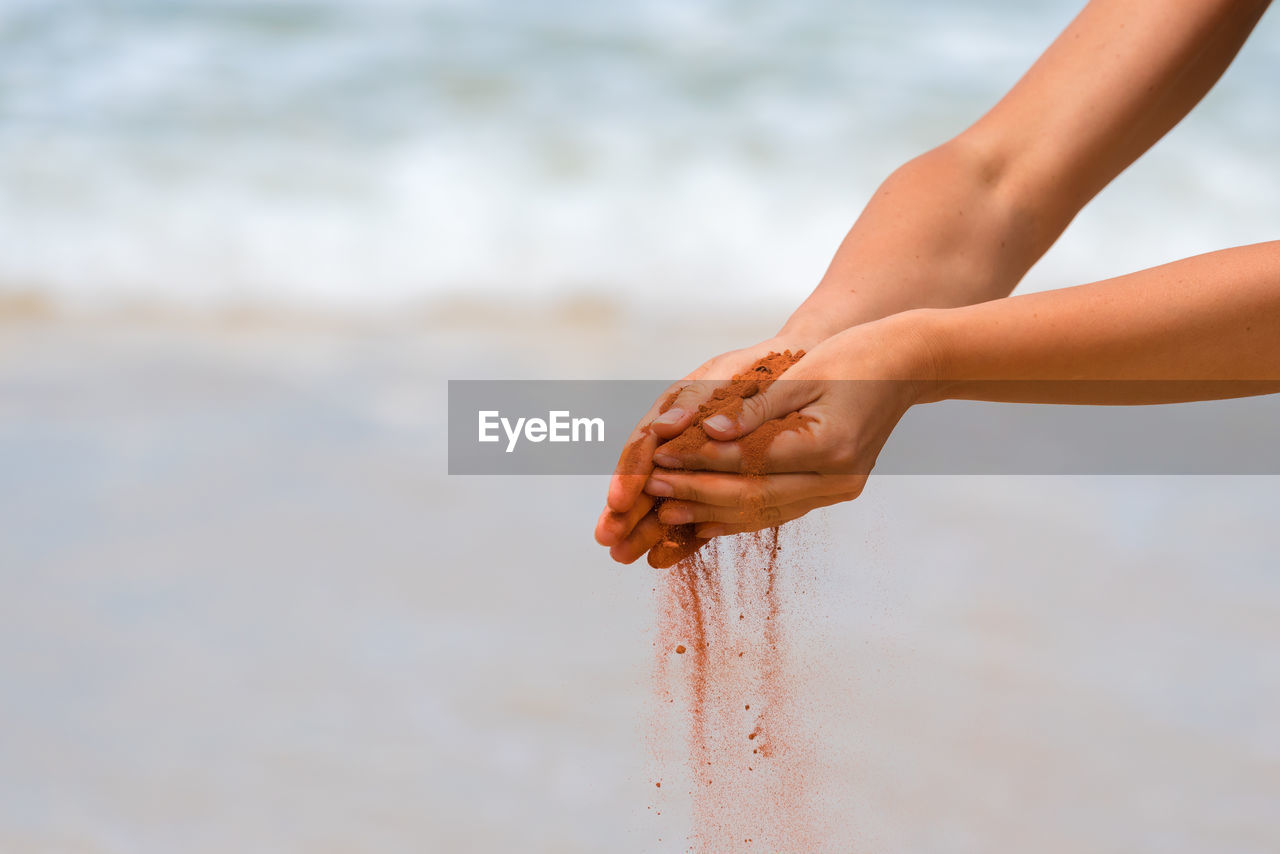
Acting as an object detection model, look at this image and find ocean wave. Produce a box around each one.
[0,0,1276,312]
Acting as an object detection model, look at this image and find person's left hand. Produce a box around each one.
[640,313,937,539]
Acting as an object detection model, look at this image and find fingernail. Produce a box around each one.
[645,478,674,497]
[653,454,681,468]
[661,506,692,524]
[698,525,726,538]
[703,414,733,434]
[652,408,685,426]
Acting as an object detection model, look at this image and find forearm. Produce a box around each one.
[780,139,1045,342]
[782,0,1268,344]
[915,241,1280,404]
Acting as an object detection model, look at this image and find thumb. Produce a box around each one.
[701,377,820,440]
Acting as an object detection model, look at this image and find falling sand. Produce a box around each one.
[644,352,821,851]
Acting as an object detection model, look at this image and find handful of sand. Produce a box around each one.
[647,350,811,568]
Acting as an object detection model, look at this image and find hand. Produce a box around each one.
[641,314,936,538]
[594,333,818,565]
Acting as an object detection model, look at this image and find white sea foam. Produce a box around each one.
[0,0,1276,312]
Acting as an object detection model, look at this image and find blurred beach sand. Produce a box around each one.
[2,309,1278,853]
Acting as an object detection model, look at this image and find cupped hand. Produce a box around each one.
[641,315,936,538]
[594,334,817,565]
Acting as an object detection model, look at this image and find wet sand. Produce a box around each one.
[1,309,1278,852]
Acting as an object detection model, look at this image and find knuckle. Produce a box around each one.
[690,377,719,399]
[675,455,704,474]
[826,440,858,472]
[751,479,778,508]
[693,443,723,469]
[741,394,770,426]
[649,387,681,418]
[705,504,731,523]
[758,503,784,525]
[835,474,865,498]
[672,386,699,408]
[656,381,692,413]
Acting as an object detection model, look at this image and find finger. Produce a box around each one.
[654,420,826,474]
[646,469,860,509]
[594,492,655,547]
[648,382,698,438]
[607,382,719,511]
[606,375,704,512]
[606,426,660,513]
[648,377,721,439]
[657,498,771,526]
[609,510,668,565]
[656,478,864,526]
[701,376,822,441]
[693,494,855,538]
[649,345,778,440]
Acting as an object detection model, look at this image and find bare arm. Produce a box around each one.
[600,0,1271,563]
[922,241,1280,400]
[782,0,1271,341]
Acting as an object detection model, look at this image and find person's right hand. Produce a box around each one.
[593,334,816,566]
[639,314,934,540]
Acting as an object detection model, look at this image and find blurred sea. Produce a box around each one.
[1,0,1278,314]
[4,3,1280,852]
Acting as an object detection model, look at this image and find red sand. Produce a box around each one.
[647,352,819,851]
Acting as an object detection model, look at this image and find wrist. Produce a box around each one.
[874,308,953,405]
[778,296,878,346]
[774,313,837,351]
